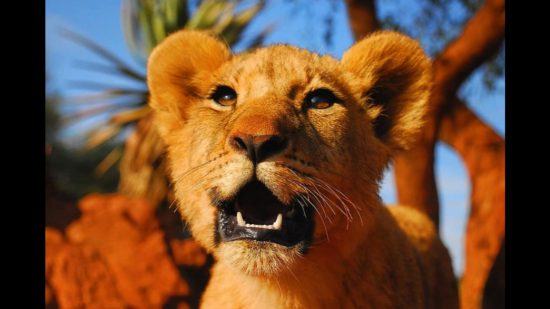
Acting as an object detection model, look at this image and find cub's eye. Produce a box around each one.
[210,85,237,107]
[304,88,338,109]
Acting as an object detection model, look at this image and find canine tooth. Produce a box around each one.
[237,212,245,226]
[273,214,283,230]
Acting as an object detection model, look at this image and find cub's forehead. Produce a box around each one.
[217,45,348,96]
[232,45,339,74]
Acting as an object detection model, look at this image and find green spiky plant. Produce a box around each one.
[61,0,268,205]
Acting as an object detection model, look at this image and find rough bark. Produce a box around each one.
[439,98,505,309]
[394,0,505,228]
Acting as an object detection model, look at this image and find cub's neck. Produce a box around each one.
[204,203,418,308]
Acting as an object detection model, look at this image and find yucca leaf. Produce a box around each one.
[73,60,146,82]
[61,0,267,183]
[211,7,235,33]
[67,80,146,91]
[94,147,123,176]
[62,105,131,125]
[234,1,264,26]
[63,89,148,105]
[110,106,151,125]
[164,0,188,29]
[122,0,190,62]
[121,1,141,61]
[187,0,231,29]
[60,28,145,81]
[85,125,122,150]
[220,1,264,45]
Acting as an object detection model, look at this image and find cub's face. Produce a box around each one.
[148,30,431,276]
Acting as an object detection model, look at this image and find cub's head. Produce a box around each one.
[148,30,431,276]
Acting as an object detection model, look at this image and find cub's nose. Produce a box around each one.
[230,133,289,164]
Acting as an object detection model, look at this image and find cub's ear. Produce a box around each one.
[147,30,231,138]
[341,31,432,150]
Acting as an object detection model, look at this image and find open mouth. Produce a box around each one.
[216,180,314,248]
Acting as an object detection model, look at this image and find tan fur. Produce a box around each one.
[148,29,458,308]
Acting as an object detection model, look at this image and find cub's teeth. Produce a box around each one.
[237,212,245,226]
[237,212,283,230]
[273,214,283,230]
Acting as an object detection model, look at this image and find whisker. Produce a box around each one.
[281,175,334,225]
[295,192,330,242]
[295,198,308,219]
[272,165,363,228]
[309,200,330,242]
[283,263,300,285]
[174,160,212,182]
[309,179,353,222]
[313,177,363,226]
[306,178,351,221]
[178,174,215,194]
[303,174,362,226]
[269,169,331,241]
[281,169,341,225]
[173,152,227,183]
[301,181,336,223]
[168,198,178,213]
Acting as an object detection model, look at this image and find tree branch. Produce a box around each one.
[344,0,379,39]
[394,0,505,227]
[433,0,505,100]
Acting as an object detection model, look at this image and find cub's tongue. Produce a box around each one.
[235,180,284,225]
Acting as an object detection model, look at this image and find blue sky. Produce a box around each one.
[46,0,505,276]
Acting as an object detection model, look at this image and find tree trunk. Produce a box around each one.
[482,243,505,309]
[343,1,506,308]
[440,99,505,309]
[394,0,505,228]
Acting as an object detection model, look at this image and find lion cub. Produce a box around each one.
[148,29,458,308]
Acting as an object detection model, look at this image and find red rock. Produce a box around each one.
[45,283,53,307]
[46,227,66,307]
[50,244,126,308]
[45,227,65,278]
[47,194,192,308]
[171,239,208,268]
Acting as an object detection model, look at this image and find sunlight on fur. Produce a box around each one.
[148,29,458,308]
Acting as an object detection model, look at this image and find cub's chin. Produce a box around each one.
[212,179,315,276]
[216,240,308,277]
